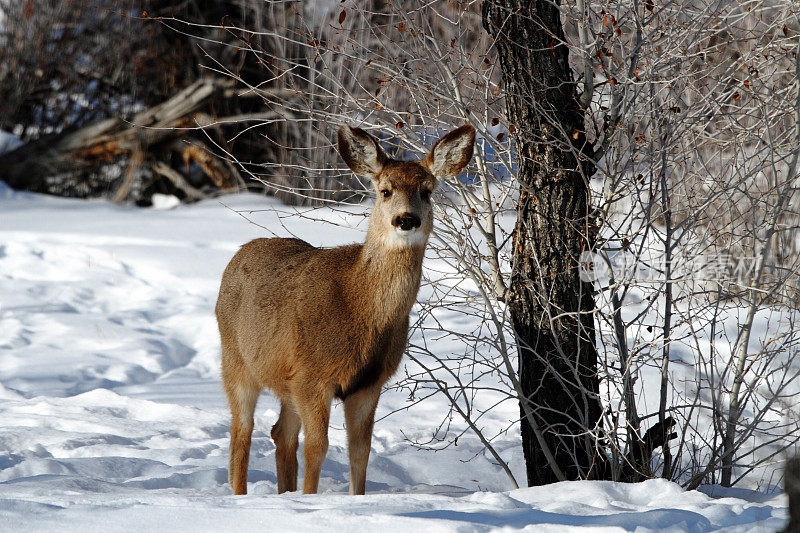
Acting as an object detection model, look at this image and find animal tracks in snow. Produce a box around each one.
[0,237,206,398]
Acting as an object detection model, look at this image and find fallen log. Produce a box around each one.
[151,161,206,202]
[0,77,281,198]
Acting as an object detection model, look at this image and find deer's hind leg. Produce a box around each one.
[271,400,301,493]
[222,341,260,495]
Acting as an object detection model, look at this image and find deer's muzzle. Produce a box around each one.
[392,214,422,231]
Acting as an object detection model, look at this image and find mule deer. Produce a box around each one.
[216,124,475,495]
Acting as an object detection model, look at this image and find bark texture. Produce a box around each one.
[482,0,603,485]
[784,457,800,533]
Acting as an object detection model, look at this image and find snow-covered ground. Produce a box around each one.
[0,183,789,531]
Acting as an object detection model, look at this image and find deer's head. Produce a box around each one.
[338,125,475,248]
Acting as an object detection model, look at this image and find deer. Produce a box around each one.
[215,124,475,495]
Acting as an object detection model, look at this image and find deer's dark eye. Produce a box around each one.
[420,189,432,201]
[381,189,392,198]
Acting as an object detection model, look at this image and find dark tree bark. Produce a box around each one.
[784,457,800,533]
[482,0,603,485]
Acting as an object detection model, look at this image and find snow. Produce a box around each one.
[0,182,789,531]
[0,130,22,155]
[150,193,181,210]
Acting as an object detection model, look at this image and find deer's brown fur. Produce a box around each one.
[216,124,475,495]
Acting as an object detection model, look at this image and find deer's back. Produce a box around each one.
[217,237,325,308]
[216,237,356,341]
[216,237,405,397]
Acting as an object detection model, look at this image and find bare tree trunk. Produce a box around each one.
[482,0,603,485]
[784,457,800,533]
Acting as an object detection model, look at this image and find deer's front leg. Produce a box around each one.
[296,387,332,494]
[344,385,381,495]
[272,400,301,493]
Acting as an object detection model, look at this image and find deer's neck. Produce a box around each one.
[353,229,425,328]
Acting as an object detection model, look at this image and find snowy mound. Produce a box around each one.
[0,190,788,531]
[0,129,22,155]
[0,179,14,199]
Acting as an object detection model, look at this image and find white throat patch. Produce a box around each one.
[383,228,428,248]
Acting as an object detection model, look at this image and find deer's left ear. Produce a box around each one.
[338,126,388,178]
[423,124,475,178]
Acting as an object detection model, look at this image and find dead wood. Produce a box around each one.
[151,161,206,201]
[0,77,271,198]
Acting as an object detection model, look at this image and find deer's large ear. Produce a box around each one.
[337,126,388,178]
[423,124,475,178]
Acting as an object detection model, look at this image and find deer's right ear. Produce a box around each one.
[337,126,388,178]
[423,124,475,178]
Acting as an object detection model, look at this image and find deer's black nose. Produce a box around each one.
[392,213,421,231]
